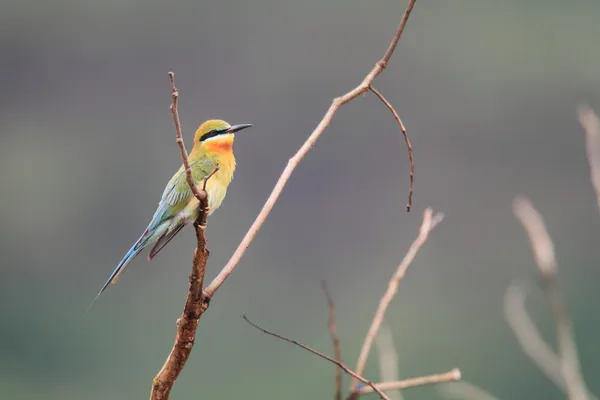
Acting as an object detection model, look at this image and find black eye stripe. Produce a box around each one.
[200,128,227,142]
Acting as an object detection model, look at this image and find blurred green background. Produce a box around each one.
[2,0,600,399]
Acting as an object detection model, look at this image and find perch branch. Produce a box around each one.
[167,72,204,201]
[350,208,443,392]
[322,281,343,400]
[203,0,418,299]
[243,315,391,400]
[355,369,461,394]
[513,196,591,400]
[369,86,413,211]
[149,73,217,400]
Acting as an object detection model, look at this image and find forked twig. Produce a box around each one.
[202,164,220,191]
[243,315,392,400]
[152,0,420,394]
[203,0,418,299]
[369,86,413,211]
[504,282,565,390]
[149,73,216,400]
[513,196,591,400]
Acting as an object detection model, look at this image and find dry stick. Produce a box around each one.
[168,71,203,201]
[203,0,418,299]
[243,315,392,400]
[369,86,413,211]
[149,73,217,400]
[322,281,343,400]
[350,208,444,392]
[356,369,461,394]
[513,197,592,400]
[504,281,581,394]
[578,105,600,212]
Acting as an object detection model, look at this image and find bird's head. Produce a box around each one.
[192,119,252,154]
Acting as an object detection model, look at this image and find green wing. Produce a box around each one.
[148,157,217,231]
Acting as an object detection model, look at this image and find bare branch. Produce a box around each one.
[351,208,443,391]
[149,75,217,400]
[513,196,592,400]
[369,86,413,212]
[202,164,220,191]
[504,281,565,390]
[168,72,204,202]
[322,281,343,400]
[355,369,461,394]
[513,196,556,278]
[203,0,418,299]
[578,105,600,212]
[243,315,392,400]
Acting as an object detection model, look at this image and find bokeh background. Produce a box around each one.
[2,0,600,399]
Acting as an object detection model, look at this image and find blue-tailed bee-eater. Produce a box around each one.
[89,119,252,308]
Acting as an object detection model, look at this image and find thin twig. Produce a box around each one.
[513,196,556,279]
[577,105,600,212]
[243,315,392,400]
[322,281,343,400]
[168,71,203,202]
[149,75,216,400]
[504,281,599,400]
[350,208,443,392]
[369,86,413,211]
[513,196,591,400]
[504,281,565,391]
[203,0,418,299]
[202,164,220,191]
[544,275,590,400]
[355,369,461,394]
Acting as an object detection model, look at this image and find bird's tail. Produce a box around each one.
[85,233,150,313]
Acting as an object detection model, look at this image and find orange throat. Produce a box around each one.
[203,134,234,153]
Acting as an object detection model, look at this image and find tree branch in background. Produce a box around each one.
[504,282,566,391]
[243,315,392,400]
[513,196,592,400]
[578,105,600,212]
[203,0,418,299]
[355,369,461,395]
[250,209,457,400]
[350,208,444,393]
[322,281,343,400]
[149,73,217,400]
[369,86,413,211]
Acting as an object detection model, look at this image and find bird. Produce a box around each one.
[88,119,252,310]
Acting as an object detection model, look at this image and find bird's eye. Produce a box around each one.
[200,129,223,142]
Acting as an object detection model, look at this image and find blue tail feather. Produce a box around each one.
[85,232,150,313]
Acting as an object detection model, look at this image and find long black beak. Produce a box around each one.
[227,123,253,133]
